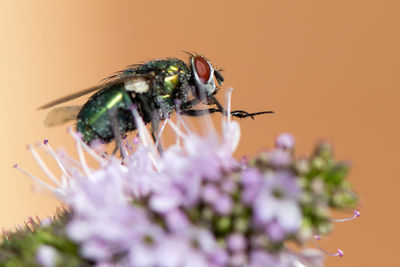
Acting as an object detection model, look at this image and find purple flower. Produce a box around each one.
[36,245,58,267]
[164,209,190,232]
[241,168,264,203]
[227,233,247,252]
[230,252,247,266]
[296,249,324,267]
[249,250,305,267]
[268,149,292,167]
[153,236,192,267]
[202,183,221,204]
[221,176,237,194]
[18,89,357,266]
[125,146,163,198]
[149,185,184,213]
[253,171,302,240]
[266,220,285,242]
[249,250,281,267]
[214,194,234,215]
[276,133,295,150]
[183,134,224,180]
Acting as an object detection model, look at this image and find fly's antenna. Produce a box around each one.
[181,50,196,58]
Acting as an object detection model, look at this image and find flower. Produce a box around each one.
[12,89,359,266]
[252,171,302,241]
[276,133,295,150]
[36,245,58,267]
[227,233,247,252]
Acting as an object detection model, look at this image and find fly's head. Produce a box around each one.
[190,55,224,100]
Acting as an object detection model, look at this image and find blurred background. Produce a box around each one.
[0,0,398,266]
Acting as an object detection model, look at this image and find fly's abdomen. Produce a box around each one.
[76,85,134,144]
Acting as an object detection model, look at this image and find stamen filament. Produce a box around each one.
[131,108,160,171]
[313,235,344,257]
[175,112,192,146]
[68,128,106,164]
[39,141,70,180]
[154,118,169,149]
[167,119,187,139]
[74,137,93,179]
[226,88,234,122]
[176,112,191,134]
[331,211,360,222]
[131,108,153,147]
[27,145,61,187]
[13,164,56,193]
[201,107,216,136]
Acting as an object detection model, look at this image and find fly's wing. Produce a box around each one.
[37,66,141,110]
[44,106,81,127]
[37,85,106,110]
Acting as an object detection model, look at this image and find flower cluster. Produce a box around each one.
[7,91,359,267]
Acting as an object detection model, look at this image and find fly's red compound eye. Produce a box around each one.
[194,56,211,83]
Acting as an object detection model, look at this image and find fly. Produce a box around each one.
[38,53,273,155]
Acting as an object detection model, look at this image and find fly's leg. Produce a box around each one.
[230,110,274,119]
[107,109,127,161]
[112,145,119,155]
[208,95,274,119]
[180,98,274,119]
[179,97,202,111]
[180,108,220,117]
[136,95,164,154]
[150,113,164,155]
[180,108,273,118]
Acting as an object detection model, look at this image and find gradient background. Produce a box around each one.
[0,0,398,266]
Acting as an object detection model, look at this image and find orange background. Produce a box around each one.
[0,1,398,266]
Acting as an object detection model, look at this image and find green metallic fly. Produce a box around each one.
[38,53,272,151]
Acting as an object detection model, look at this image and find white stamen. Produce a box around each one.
[131,108,160,171]
[167,120,188,139]
[175,116,181,146]
[131,109,154,148]
[60,174,68,188]
[13,164,56,193]
[331,211,360,222]
[154,118,169,149]
[27,145,61,187]
[60,151,82,169]
[198,104,216,136]
[74,137,93,179]
[313,235,344,257]
[68,127,106,164]
[39,142,70,180]
[175,113,192,146]
[226,88,234,122]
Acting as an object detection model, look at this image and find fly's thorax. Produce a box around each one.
[163,65,180,94]
[157,62,190,101]
[131,59,190,99]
